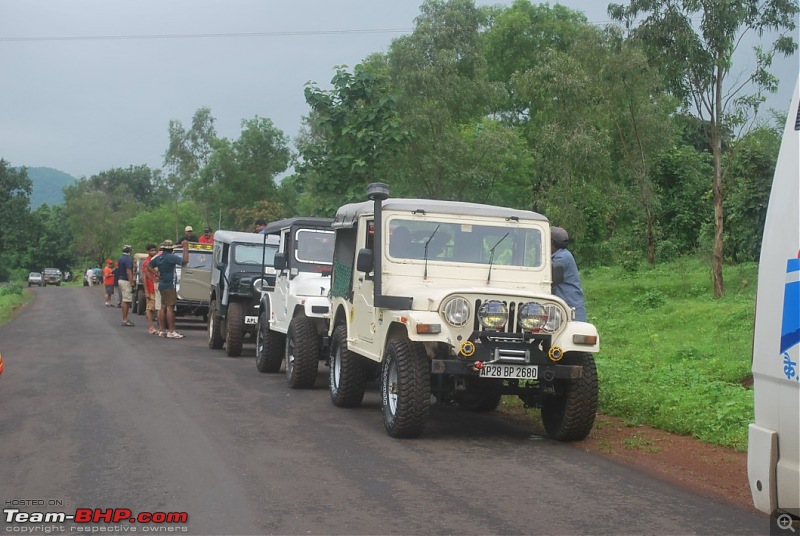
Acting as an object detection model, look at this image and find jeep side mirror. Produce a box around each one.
[274,252,287,271]
[356,248,374,273]
[552,263,565,285]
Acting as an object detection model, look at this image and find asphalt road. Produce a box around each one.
[0,287,769,535]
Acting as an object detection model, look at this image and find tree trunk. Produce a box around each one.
[711,129,725,299]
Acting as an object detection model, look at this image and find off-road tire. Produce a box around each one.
[381,337,430,438]
[207,298,224,350]
[136,289,146,316]
[541,352,598,441]
[329,324,366,407]
[225,301,245,357]
[285,315,320,388]
[255,312,284,373]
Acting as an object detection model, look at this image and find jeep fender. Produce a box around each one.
[384,311,442,343]
[552,321,600,354]
[297,296,332,320]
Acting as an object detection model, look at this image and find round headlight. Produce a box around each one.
[478,300,508,330]
[253,278,267,292]
[442,296,470,327]
[543,304,563,333]
[518,302,548,332]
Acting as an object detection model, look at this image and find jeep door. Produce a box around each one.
[272,229,291,328]
[178,250,212,301]
[351,219,375,344]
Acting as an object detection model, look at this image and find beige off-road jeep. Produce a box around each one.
[327,183,600,439]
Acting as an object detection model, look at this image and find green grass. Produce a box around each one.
[585,257,756,451]
[0,284,30,325]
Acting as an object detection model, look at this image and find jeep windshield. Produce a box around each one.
[295,229,334,265]
[387,218,543,268]
[233,243,277,268]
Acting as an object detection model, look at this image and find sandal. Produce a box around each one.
[121,320,135,327]
[148,328,158,335]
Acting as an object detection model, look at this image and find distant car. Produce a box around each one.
[43,268,62,286]
[28,272,43,287]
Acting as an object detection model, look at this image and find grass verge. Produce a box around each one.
[0,284,30,326]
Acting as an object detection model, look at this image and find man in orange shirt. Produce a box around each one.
[198,227,214,244]
[102,260,115,306]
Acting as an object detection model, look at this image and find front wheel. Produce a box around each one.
[329,324,366,407]
[286,316,320,388]
[225,301,245,357]
[540,352,598,441]
[255,312,284,373]
[381,337,430,438]
[208,298,224,350]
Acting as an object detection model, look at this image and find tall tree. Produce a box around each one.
[609,0,799,297]
[0,160,34,280]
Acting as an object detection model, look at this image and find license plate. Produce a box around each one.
[244,316,259,325]
[479,364,538,379]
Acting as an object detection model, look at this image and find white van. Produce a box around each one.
[748,76,800,520]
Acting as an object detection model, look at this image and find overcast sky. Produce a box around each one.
[1,0,796,179]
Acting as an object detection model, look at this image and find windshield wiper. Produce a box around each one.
[486,232,509,284]
[422,224,440,280]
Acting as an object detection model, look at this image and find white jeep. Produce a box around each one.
[255,217,335,388]
[327,183,600,439]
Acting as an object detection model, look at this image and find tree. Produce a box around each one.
[298,59,407,214]
[0,160,34,280]
[609,0,799,297]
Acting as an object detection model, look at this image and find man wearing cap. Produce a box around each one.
[198,227,214,244]
[550,226,587,322]
[148,239,190,338]
[117,245,136,326]
[183,225,199,242]
[102,259,115,306]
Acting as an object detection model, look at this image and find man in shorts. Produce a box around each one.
[117,245,135,326]
[142,244,161,334]
[102,260,114,306]
[148,239,189,339]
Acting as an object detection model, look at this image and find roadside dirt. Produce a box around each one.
[577,414,755,512]
[500,407,756,513]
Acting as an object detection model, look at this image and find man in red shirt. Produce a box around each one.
[142,244,160,334]
[198,227,214,244]
[102,260,114,306]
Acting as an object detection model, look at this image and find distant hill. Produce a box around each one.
[17,167,77,207]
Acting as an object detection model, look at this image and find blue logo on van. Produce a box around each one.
[781,258,800,381]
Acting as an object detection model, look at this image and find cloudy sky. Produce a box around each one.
[1,1,796,179]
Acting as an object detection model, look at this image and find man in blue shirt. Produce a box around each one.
[148,239,189,338]
[551,226,587,322]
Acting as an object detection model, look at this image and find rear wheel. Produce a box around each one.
[381,337,430,438]
[286,316,320,388]
[225,301,245,357]
[207,298,224,350]
[329,324,366,407]
[255,312,284,373]
[541,352,598,441]
[136,289,146,315]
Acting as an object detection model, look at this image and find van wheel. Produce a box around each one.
[541,352,598,441]
[208,298,224,350]
[285,316,319,388]
[329,324,366,407]
[225,301,245,357]
[381,337,430,438]
[256,312,284,373]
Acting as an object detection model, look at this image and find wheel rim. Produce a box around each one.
[256,319,264,356]
[386,357,398,416]
[286,333,295,378]
[332,345,341,389]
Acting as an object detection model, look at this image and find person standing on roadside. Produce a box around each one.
[141,243,161,335]
[148,239,189,339]
[118,245,135,326]
[85,267,94,287]
[550,226,587,322]
[102,260,114,306]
